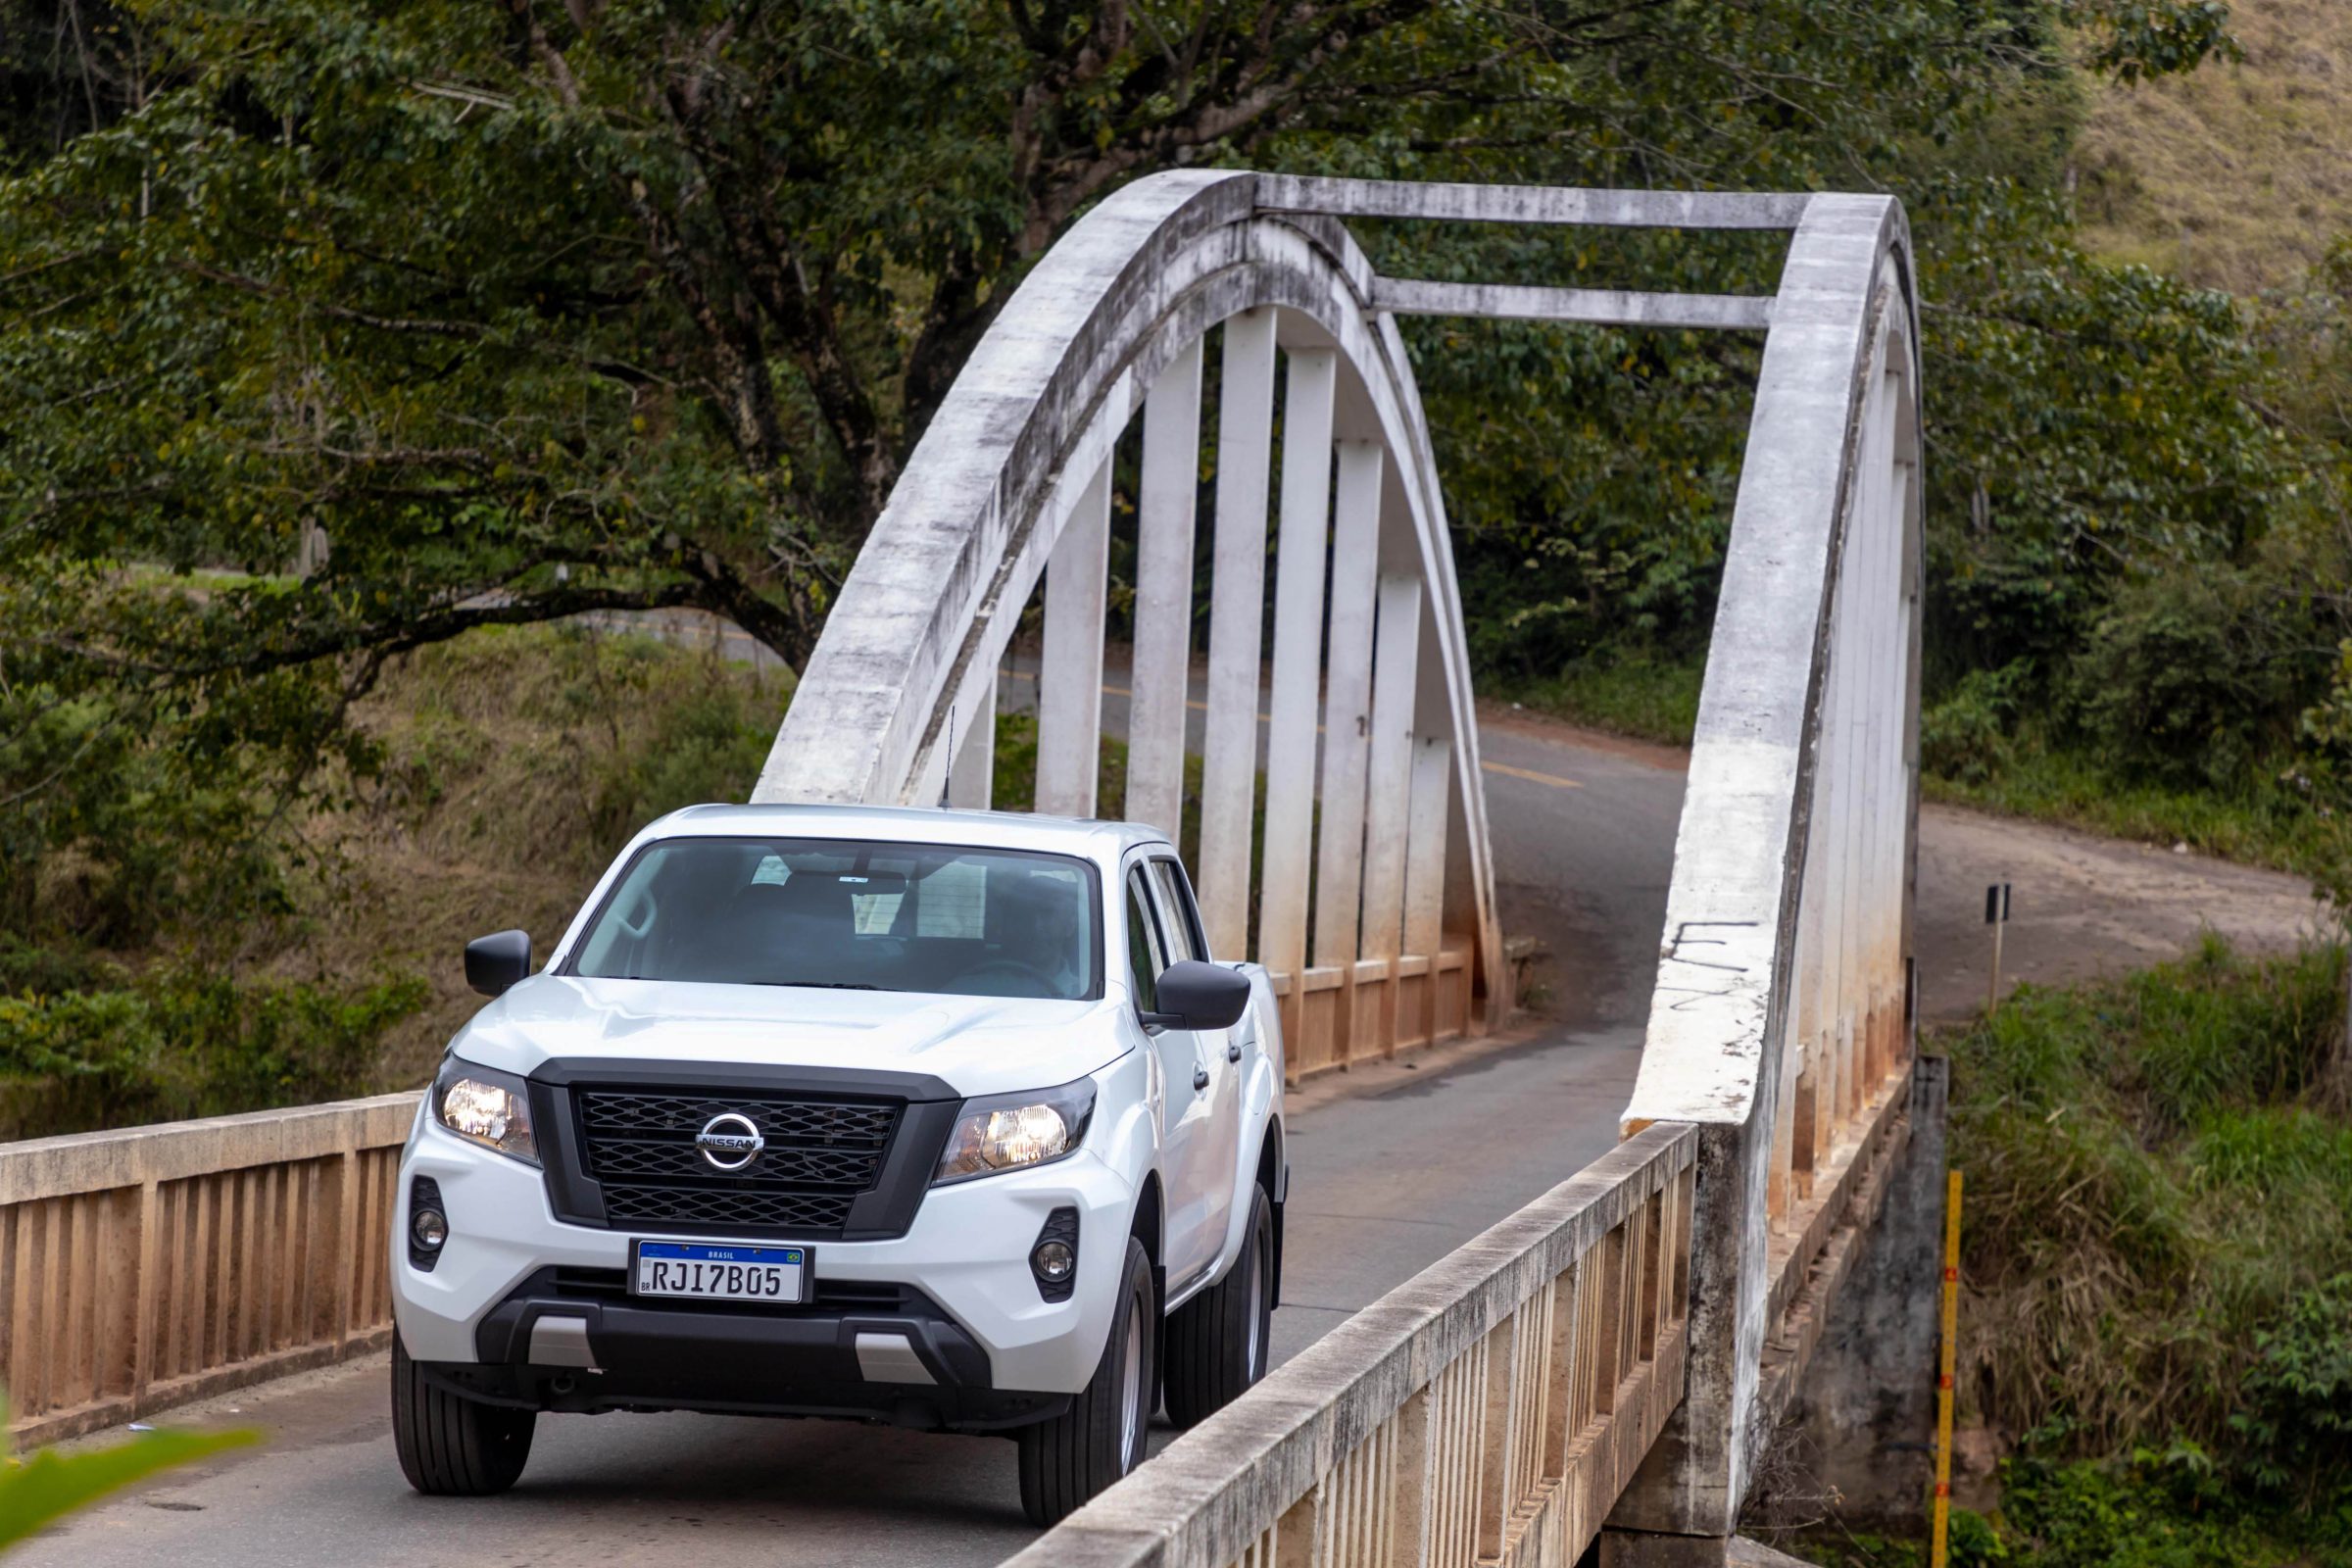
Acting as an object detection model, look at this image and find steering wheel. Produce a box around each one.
[959,957,1057,995]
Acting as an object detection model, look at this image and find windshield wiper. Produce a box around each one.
[767,980,889,991]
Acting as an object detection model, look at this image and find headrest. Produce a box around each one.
[732,874,853,926]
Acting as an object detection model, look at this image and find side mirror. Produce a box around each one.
[465,929,533,999]
[1143,960,1251,1033]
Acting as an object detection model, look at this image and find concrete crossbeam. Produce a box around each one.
[1372,277,1774,330]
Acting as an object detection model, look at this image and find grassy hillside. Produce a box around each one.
[2075,0,2352,290]
[318,625,791,1087]
[0,625,789,1137]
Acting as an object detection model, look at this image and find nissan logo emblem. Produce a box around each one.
[695,1111,765,1172]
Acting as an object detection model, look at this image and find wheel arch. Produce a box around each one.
[1252,1116,1285,1311]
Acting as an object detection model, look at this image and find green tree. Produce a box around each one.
[0,0,2250,965]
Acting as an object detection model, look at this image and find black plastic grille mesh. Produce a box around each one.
[580,1094,896,1146]
[575,1087,901,1235]
[598,1184,858,1232]
[586,1140,881,1186]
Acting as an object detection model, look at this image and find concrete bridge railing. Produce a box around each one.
[0,1093,417,1445]
[1001,1122,1697,1568]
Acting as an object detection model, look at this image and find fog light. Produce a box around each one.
[1030,1206,1080,1302]
[407,1175,448,1272]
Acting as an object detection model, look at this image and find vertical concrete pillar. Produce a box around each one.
[947,669,998,808]
[1402,731,1451,961]
[1605,1109,1775,1543]
[1036,457,1111,818]
[1311,441,1385,970]
[1199,310,1279,957]
[1257,347,1338,988]
[1360,572,1421,966]
[1128,337,1205,843]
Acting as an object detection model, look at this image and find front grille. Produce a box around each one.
[575,1087,902,1236]
[600,1184,858,1231]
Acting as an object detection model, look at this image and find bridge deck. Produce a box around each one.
[12,711,2307,1565]
[21,1028,1647,1568]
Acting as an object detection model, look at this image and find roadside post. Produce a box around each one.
[1931,1168,1965,1568]
[1984,883,2011,1011]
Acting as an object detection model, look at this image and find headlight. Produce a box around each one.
[933,1079,1096,1186]
[432,1056,539,1165]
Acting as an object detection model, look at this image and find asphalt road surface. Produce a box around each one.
[25,638,2317,1567]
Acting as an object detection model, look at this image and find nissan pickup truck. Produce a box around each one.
[387,803,1286,1524]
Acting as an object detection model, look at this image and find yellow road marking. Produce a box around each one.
[1480,760,1584,791]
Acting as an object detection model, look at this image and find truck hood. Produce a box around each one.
[445,975,1131,1102]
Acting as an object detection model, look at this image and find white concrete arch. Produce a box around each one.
[1614,194,1926,1536]
[754,170,1505,1060]
[744,171,1932,1554]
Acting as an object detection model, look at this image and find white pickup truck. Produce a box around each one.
[388,803,1286,1524]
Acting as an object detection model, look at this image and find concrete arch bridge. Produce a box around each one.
[1,172,1938,1568]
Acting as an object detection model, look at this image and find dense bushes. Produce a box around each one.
[2066,569,2319,792]
[0,966,425,1139]
[0,624,790,1137]
[1950,938,2352,1457]
[1936,939,2352,1558]
[1806,944,2352,1568]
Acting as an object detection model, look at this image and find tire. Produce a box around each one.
[1019,1236,1155,1527]
[1161,1183,1273,1428]
[391,1337,536,1495]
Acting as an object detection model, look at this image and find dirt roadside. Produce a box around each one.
[1479,700,2326,1024]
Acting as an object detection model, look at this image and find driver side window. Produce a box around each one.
[1124,867,1166,1013]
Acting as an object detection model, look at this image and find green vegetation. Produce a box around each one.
[0,966,425,1142]
[0,624,788,1138]
[1800,939,2352,1568]
[0,0,2341,1140]
[0,1405,254,1553]
[1949,938,2351,1462]
[1502,655,1705,752]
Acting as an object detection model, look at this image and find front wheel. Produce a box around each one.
[391,1337,535,1495]
[1161,1183,1273,1428]
[1018,1236,1155,1527]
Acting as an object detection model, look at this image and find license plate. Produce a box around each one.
[631,1241,808,1304]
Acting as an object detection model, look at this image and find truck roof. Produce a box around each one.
[635,802,1174,861]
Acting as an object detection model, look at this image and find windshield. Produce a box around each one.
[566,836,1102,1001]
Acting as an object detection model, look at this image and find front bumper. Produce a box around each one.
[419,1266,1066,1431]
[392,1112,1140,1408]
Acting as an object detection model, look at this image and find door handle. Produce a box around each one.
[1226,1042,1243,1063]
[1192,1066,1210,1093]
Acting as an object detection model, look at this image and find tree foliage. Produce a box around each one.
[1,0,2321,981]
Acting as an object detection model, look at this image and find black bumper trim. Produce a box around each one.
[450,1268,1062,1434]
